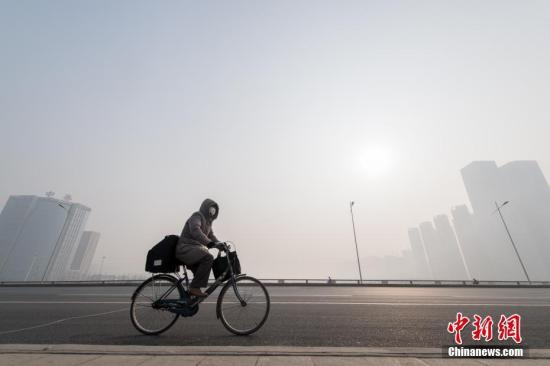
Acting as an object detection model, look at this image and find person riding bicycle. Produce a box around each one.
[175,198,222,298]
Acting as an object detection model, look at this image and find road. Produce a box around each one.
[0,286,548,348]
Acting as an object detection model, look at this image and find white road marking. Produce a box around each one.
[268,301,550,306]
[261,295,354,297]
[450,295,550,299]
[60,294,132,297]
[0,301,549,306]
[0,299,547,336]
[0,301,131,304]
[59,293,354,298]
[0,308,127,335]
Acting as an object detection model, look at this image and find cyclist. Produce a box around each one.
[175,198,221,298]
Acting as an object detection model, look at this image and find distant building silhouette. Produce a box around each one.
[68,231,100,280]
[406,160,550,281]
[460,161,550,280]
[419,221,451,279]
[407,228,432,279]
[461,161,502,216]
[44,202,90,281]
[495,161,550,279]
[415,217,469,280]
[433,214,469,280]
[0,195,92,281]
[451,204,492,279]
[364,254,413,279]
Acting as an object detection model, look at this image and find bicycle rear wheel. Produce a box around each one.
[217,276,270,335]
[130,274,182,335]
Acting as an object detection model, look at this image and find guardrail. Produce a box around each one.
[261,279,550,287]
[0,279,549,287]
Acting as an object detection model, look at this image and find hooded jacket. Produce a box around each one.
[179,198,219,247]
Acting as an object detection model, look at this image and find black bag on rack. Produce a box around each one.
[212,251,241,281]
[145,235,180,273]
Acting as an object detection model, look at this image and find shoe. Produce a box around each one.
[189,288,208,298]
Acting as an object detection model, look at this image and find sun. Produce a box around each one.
[357,145,395,179]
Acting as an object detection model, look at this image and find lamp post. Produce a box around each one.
[350,201,364,284]
[494,201,531,283]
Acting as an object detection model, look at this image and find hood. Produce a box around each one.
[199,198,219,220]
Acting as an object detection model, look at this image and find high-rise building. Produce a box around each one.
[497,161,550,279]
[419,221,451,279]
[460,160,550,280]
[407,228,432,279]
[43,202,90,281]
[0,195,91,281]
[0,196,67,281]
[433,215,469,280]
[69,231,100,279]
[461,161,503,217]
[417,216,469,280]
[451,204,492,280]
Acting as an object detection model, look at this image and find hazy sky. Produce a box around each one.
[1,1,549,278]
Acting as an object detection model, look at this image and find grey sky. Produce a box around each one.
[1,0,549,277]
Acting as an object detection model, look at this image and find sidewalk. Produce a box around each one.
[1,344,549,365]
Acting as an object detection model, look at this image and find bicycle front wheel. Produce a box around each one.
[130,274,182,335]
[218,276,270,335]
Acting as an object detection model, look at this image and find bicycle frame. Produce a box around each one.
[153,244,246,310]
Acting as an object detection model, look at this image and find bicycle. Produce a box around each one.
[130,242,270,336]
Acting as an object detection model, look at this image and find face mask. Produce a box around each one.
[209,206,217,217]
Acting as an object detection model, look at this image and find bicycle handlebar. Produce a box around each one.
[216,241,235,252]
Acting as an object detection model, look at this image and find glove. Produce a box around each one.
[207,241,225,250]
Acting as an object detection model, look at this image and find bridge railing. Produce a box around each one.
[256,279,550,287]
[0,279,549,287]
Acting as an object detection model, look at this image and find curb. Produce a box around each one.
[0,344,549,359]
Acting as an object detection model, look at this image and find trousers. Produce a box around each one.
[175,243,214,288]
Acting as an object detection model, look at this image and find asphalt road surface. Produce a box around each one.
[0,286,548,348]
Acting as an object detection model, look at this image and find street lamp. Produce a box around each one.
[350,201,364,284]
[494,201,531,283]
